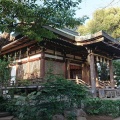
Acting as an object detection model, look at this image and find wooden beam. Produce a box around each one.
[76,37,104,46]
[1,40,36,55]
[102,41,120,51]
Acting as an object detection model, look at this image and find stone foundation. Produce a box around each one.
[52,109,87,120]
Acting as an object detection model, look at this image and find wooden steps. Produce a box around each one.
[0,112,14,120]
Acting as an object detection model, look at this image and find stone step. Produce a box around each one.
[12,118,18,120]
[0,116,14,120]
[0,112,10,117]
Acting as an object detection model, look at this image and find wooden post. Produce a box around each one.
[40,48,45,78]
[89,54,96,97]
[76,75,79,84]
[27,47,30,79]
[67,60,70,79]
[15,63,19,85]
[82,64,85,81]
[109,60,114,88]
[82,63,90,85]
[95,64,99,87]
[63,53,67,79]
[64,59,67,79]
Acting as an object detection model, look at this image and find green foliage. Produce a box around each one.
[0,58,10,87]
[10,77,87,120]
[77,7,120,39]
[6,98,18,114]
[84,98,120,118]
[0,0,87,41]
[18,79,31,86]
[98,63,109,81]
[113,60,120,85]
[0,96,8,112]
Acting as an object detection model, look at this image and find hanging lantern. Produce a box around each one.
[96,56,99,62]
[100,57,102,63]
[14,52,16,61]
[19,50,21,59]
[103,58,106,64]
[107,59,109,65]
[8,54,9,59]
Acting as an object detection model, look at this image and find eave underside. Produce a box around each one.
[0,37,88,61]
[76,36,120,60]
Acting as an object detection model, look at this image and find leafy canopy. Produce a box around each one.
[0,0,87,41]
[77,7,120,39]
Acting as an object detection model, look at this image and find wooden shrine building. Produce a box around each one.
[1,26,120,97]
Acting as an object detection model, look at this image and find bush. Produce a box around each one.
[84,98,120,118]
[11,77,87,120]
[0,96,8,112]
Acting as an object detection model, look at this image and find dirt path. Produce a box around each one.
[114,117,120,120]
[87,116,113,120]
[87,116,120,120]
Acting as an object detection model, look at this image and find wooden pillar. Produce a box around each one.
[109,60,114,88]
[95,64,99,87]
[27,48,30,79]
[27,57,30,79]
[89,54,96,97]
[82,63,90,85]
[64,59,67,79]
[82,64,85,81]
[63,53,67,79]
[67,60,70,79]
[40,48,45,78]
[15,63,19,85]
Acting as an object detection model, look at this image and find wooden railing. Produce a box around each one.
[2,78,45,88]
[97,80,111,88]
[2,78,120,99]
[2,77,92,89]
[67,78,91,89]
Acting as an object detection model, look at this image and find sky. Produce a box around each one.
[76,0,120,19]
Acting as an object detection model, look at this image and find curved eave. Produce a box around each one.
[75,31,120,60]
[44,26,76,42]
[1,37,36,55]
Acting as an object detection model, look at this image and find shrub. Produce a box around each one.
[0,96,8,112]
[84,98,120,118]
[11,77,87,120]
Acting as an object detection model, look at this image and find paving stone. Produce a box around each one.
[114,117,120,120]
[0,116,14,120]
[0,112,10,117]
[77,117,87,120]
[12,117,19,120]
